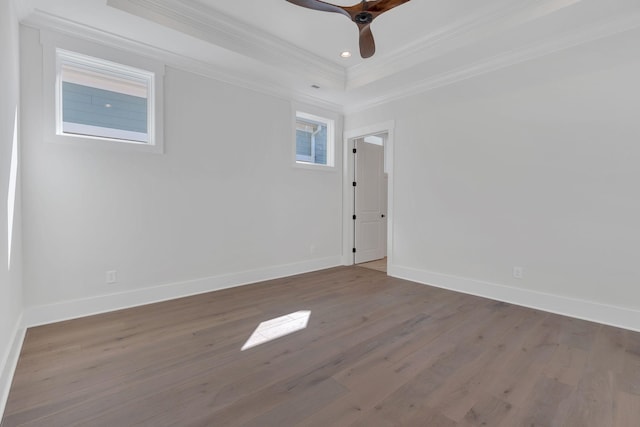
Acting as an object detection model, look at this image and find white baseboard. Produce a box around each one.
[1,313,25,421]
[389,265,640,333]
[23,256,342,328]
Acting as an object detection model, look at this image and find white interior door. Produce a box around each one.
[354,139,386,264]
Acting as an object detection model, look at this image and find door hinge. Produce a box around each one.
[353,148,357,154]
[352,248,356,253]
[352,215,356,220]
[352,181,357,187]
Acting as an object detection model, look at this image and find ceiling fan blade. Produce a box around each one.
[365,0,412,14]
[286,0,412,59]
[285,0,350,18]
[358,24,375,58]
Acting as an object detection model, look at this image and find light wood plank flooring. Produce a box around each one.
[3,266,640,426]
[357,257,387,273]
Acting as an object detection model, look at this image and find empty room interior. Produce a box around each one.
[2,0,640,425]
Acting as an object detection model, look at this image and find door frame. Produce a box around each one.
[342,121,395,267]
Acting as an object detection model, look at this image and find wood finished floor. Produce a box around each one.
[3,266,640,426]
[357,257,387,273]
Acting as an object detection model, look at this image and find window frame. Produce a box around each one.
[42,31,165,153]
[56,49,155,145]
[294,110,335,169]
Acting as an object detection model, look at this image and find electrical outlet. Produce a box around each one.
[309,245,316,255]
[513,266,523,279]
[106,270,117,284]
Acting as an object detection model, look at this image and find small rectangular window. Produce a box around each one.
[295,112,334,167]
[56,49,155,145]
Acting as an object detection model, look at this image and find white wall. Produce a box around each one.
[347,28,640,330]
[20,26,343,324]
[0,0,24,416]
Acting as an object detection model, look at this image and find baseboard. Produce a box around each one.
[23,256,342,328]
[0,313,25,420]
[389,265,640,333]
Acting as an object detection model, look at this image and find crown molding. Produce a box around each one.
[20,0,640,116]
[345,0,586,90]
[23,10,344,113]
[106,0,346,90]
[343,9,640,113]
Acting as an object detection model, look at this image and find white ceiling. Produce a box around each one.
[21,0,640,112]
[191,0,470,66]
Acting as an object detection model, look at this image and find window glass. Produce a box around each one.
[57,49,154,145]
[295,112,333,167]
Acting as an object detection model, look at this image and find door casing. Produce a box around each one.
[342,121,395,267]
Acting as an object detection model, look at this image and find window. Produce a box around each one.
[295,112,334,167]
[42,32,164,153]
[56,49,155,146]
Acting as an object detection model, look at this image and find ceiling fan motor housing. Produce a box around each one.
[354,11,374,24]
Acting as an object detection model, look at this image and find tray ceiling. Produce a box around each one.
[21,0,640,112]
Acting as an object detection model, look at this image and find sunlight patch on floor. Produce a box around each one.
[241,310,311,351]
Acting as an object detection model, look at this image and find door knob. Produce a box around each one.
[381,214,386,218]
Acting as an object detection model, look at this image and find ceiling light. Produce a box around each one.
[340,51,352,58]
[105,103,112,108]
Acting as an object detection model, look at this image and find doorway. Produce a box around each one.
[342,121,394,271]
[353,133,388,271]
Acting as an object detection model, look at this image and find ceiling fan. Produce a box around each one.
[285,0,412,59]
